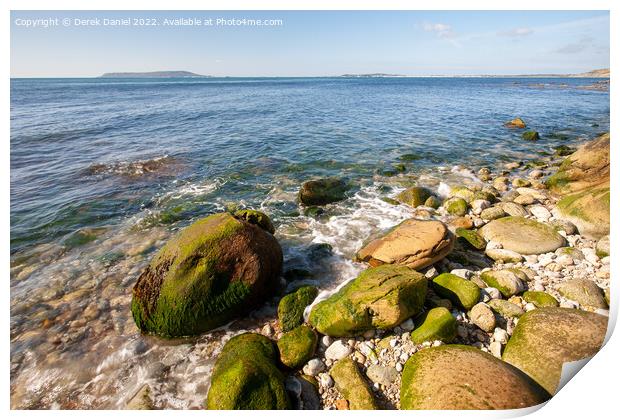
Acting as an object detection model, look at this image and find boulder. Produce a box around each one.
[206,333,290,409]
[277,325,318,369]
[356,219,454,270]
[522,291,558,308]
[410,307,457,344]
[488,299,525,318]
[401,345,550,409]
[299,177,349,206]
[309,265,427,336]
[557,279,608,309]
[330,358,378,409]
[555,185,610,239]
[444,197,468,216]
[502,307,607,395]
[131,212,282,337]
[504,117,527,129]
[479,216,566,255]
[431,273,480,310]
[480,270,525,298]
[522,131,540,141]
[278,286,318,332]
[396,186,432,207]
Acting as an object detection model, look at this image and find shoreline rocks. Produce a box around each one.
[299,177,349,206]
[479,216,566,255]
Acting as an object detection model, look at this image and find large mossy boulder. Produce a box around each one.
[206,333,291,409]
[330,358,378,409]
[555,185,610,239]
[400,345,550,409]
[277,325,318,369]
[502,307,608,395]
[396,186,433,207]
[299,177,349,206]
[410,307,457,344]
[479,216,566,255]
[431,273,480,310]
[278,286,318,332]
[309,265,427,337]
[356,219,454,270]
[131,212,283,338]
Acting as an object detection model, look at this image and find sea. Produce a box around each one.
[10,76,610,408]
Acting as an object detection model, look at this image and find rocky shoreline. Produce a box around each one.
[121,125,611,410]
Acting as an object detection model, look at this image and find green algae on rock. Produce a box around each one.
[278,286,319,332]
[480,270,525,298]
[131,212,283,338]
[330,358,378,409]
[455,227,486,250]
[522,291,558,308]
[479,216,566,255]
[396,186,432,207]
[410,307,457,344]
[232,209,275,234]
[401,345,550,409]
[309,265,427,337]
[502,307,607,395]
[556,186,610,239]
[444,197,468,216]
[206,333,290,409]
[488,299,525,318]
[450,186,475,203]
[557,278,608,309]
[431,273,480,310]
[522,131,540,141]
[298,177,349,206]
[277,325,318,369]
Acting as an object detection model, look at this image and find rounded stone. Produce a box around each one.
[396,186,433,207]
[479,216,566,255]
[557,279,608,309]
[277,325,318,369]
[469,303,496,332]
[431,273,480,310]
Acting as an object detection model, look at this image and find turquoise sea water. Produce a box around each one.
[10,77,609,408]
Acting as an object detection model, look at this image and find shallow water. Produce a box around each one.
[10,77,609,408]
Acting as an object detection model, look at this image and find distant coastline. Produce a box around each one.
[99,71,209,78]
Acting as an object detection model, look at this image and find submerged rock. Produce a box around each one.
[557,279,608,309]
[330,358,378,410]
[479,216,566,255]
[522,131,540,141]
[356,219,454,270]
[502,307,607,395]
[206,333,291,409]
[277,325,318,369]
[396,186,432,207]
[278,286,319,332]
[410,307,457,344]
[309,265,427,336]
[131,212,282,337]
[431,273,480,310]
[299,177,349,206]
[401,345,550,409]
[504,117,527,129]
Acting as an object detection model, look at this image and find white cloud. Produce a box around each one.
[421,22,455,39]
[498,27,534,37]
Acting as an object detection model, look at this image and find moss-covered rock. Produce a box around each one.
[444,197,468,216]
[431,273,480,310]
[556,186,610,239]
[473,190,497,203]
[479,216,566,254]
[480,206,506,221]
[233,209,275,234]
[396,186,432,207]
[206,333,291,409]
[502,308,607,395]
[424,195,441,209]
[309,265,427,336]
[522,131,540,141]
[401,345,550,409]
[480,270,525,298]
[455,228,486,250]
[278,286,318,332]
[522,291,558,308]
[488,299,525,318]
[557,278,608,309]
[380,197,400,206]
[450,186,475,203]
[330,358,378,409]
[410,307,457,344]
[299,177,349,206]
[131,212,283,338]
[277,325,318,369]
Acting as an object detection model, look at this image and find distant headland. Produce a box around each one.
[99,71,209,78]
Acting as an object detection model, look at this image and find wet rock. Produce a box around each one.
[488,299,525,318]
[502,307,607,395]
[131,212,283,337]
[480,270,525,298]
[410,307,457,344]
[401,345,549,409]
[278,325,318,369]
[522,131,540,141]
[330,358,378,409]
[298,375,321,410]
[366,364,398,386]
[356,219,454,270]
[424,196,441,209]
[522,291,558,308]
[444,197,468,216]
[504,117,527,129]
[233,209,275,234]
[278,286,318,332]
[309,265,427,336]
[299,177,349,206]
[557,279,608,309]
[206,333,290,409]
[470,302,496,332]
[479,216,566,255]
[396,186,432,207]
[431,273,480,310]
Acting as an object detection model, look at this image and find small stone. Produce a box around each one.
[450,268,472,279]
[556,254,574,266]
[493,328,509,344]
[366,364,398,386]
[524,303,537,312]
[318,372,334,388]
[303,358,326,376]
[486,248,523,263]
[529,205,552,221]
[470,303,496,332]
[399,318,415,332]
[484,288,503,300]
[395,362,403,372]
[363,329,375,339]
[489,341,503,358]
[321,335,333,348]
[514,195,536,206]
[335,399,349,410]
[325,340,352,360]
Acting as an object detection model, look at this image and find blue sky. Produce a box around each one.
[10,10,609,77]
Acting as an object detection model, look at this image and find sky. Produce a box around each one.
[10,10,610,77]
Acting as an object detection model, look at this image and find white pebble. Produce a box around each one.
[493,328,509,344]
[318,372,334,388]
[451,269,472,279]
[303,358,326,376]
[524,303,537,312]
[325,340,352,360]
[321,336,333,348]
[490,341,503,358]
[484,287,502,300]
[395,362,403,372]
[399,318,415,331]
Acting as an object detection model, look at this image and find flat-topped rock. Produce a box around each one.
[299,177,349,206]
[356,219,454,270]
[557,278,608,309]
[502,307,608,395]
[401,345,550,409]
[479,216,566,255]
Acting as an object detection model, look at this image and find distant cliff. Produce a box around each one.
[570,68,609,78]
[99,71,208,78]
